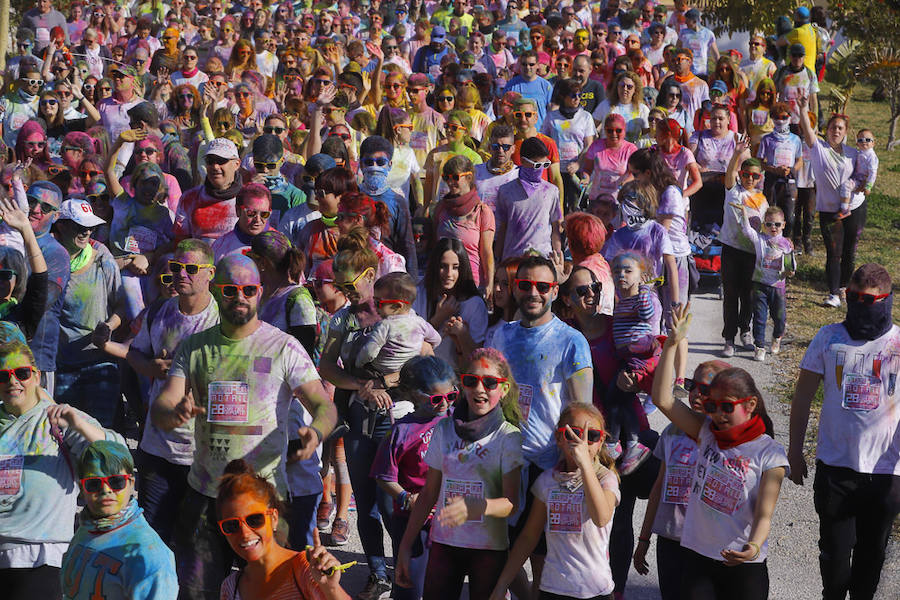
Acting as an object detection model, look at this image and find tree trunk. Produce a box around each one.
[0,0,9,72]
[887,109,900,150]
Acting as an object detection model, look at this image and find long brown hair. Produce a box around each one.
[710,368,775,437]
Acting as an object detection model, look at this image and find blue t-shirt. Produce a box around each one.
[503,75,554,128]
[29,232,70,371]
[757,131,802,173]
[486,316,592,469]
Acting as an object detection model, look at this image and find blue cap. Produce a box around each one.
[26,181,63,208]
[431,25,447,40]
[685,8,700,20]
[710,80,728,94]
[795,6,810,23]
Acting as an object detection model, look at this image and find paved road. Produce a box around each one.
[327,292,900,599]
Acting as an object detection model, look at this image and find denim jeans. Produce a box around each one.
[752,283,786,348]
[344,401,393,580]
[136,448,191,545]
[288,492,323,549]
[814,461,900,600]
[174,487,235,600]
[55,362,120,429]
[390,511,429,600]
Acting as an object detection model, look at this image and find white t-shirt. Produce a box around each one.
[651,424,696,541]
[592,100,650,144]
[808,140,864,213]
[387,145,422,200]
[540,109,596,167]
[680,419,788,562]
[799,323,900,475]
[719,185,768,253]
[474,164,520,212]
[135,296,220,465]
[424,415,524,550]
[532,467,620,598]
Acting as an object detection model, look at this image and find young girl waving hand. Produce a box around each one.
[396,348,524,599]
[490,402,620,600]
[650,304,788,599]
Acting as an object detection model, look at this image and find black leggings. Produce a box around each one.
[793,187,816,245]
[2,565,62,600]
[540,592,614,600]
[720,244,756,341]
[763,174,796,239]
[819,203,867,295]
[422,542,507,600]
[681,548,769,600]
[657,535,686,600]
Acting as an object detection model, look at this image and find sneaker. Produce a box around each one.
[641,393,657,415]
[330,517,350,546]
[357,573,391,600]
[316,499,335,531]
[824,294,842,307]
[722,342,735,357]
[754,346,766,362]
[605,441,622,460]
[673,379,688,399]
[771,337,781,355]
[793,241,803,256]
[740,331,754,350]
[620,442,650,475]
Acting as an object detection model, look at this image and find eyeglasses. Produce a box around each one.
[857,137,874,143]
[81,169,102,178]
[605,127,624,134]
[491,143,513,151]
[264,126,285,135]
[83,83,95,90]
[335,267,373,293]
[683,378,711,396]
[376,298,410,307]
[236,91,252,98]
[312,78,332,86]
[846,290,891,305]
[71,223,94,235]
[438,95,455,102]
[702,397,752,414]
[442,171,472,182]
[393,123,414,131]
[184,55,198,61]
[311,277,334,288]
[47,165,69,176]
[215,283,261,298]
[27,197,58,213]
[330,132,351,141]
[461,373,507,390]
[513,111,535,119]
[572,281,601,298]
[169,260,214,275]
[764,221,784,228]
[218,510,273,535]
[158,273,175,286]
[254,161,279,171]
[362,157,390,167]
[514,278,557,294]
[739,171,762,181]
[80,473,133,493]
[241,208,271,220]
[522,158,551,169]
[424,389,459,406]
[135,147,158,156]
[40,98,59,105]
[556,425,605,443]
[87,193,110,203]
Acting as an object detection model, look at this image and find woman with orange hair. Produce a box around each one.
[226,39,259,82]
[217,459,351,599]
[168,83,202,146]
[335,192,406,277]
[566,211,616,316]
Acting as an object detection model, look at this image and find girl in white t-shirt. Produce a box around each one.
[633,359,731,600]
[650,305,789,599]
[490,402,620,600]
[396,348,524,599]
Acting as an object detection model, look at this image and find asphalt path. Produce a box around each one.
[328,292,900,599]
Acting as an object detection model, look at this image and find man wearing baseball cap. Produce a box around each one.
[98,63,144,144]
[678,8,719,77]
[774,42,819,129]
[174,138,243,244]
[411,25,450,80]
[56,199,124,429]
[780,6,817,73]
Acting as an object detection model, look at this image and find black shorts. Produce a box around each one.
[508,461,547,556]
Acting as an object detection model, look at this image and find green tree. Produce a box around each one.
[698,0,798,36]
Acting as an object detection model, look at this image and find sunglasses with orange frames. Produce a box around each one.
[441,171,473,182]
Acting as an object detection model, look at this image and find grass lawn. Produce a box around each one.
[762,82,900,464]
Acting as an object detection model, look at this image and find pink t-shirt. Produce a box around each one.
[371,413,444,511]
[435,201,496,286]
[658,145,697,192]
[585,139,638,199]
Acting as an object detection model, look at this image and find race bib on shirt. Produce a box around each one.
[663,464,693,505]
[517,383,533,421]
[547,489,584,533]
[700,461,744,515]
[774,145,795,168]
[443,478,484,522]
[10,112,29,132]
[842,373,881,411]
[207,381,250,423]
[751,109,768,127]
[559,141,580,162]
[0,455,24,497]
[123,225,159,254]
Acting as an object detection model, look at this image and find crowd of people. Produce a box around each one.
[0,0,897,599]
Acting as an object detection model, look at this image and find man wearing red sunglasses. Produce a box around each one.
[790,263,900,600]
[151,253,336,598]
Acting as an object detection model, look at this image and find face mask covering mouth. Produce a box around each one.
[773,118,790,134]
[844,293,894,341]
[361,165,390,196]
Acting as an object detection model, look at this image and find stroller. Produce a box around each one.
[689,223,723,299]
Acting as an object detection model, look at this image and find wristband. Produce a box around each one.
[637,536,651,544]
[310,425,323,445]
[747,541,760,560]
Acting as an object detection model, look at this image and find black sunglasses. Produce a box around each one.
[683,378,711,396]
[572,281,601,298]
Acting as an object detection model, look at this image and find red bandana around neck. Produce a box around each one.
[711,414,766,450]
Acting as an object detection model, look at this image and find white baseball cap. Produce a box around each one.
[59,199,106,227]
[206,138,240,161]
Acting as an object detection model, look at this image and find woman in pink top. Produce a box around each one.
[434,156,495,297]
[654,118,702,198]
[582,114,637,202]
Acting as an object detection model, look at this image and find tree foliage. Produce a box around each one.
[697,0,799,36]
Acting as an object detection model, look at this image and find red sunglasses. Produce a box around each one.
[702,397,752,414]
[557,426,605,443]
